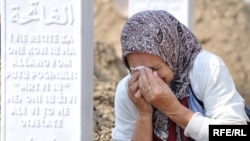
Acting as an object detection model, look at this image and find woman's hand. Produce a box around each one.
[138,67,180,114]
[138,67,194,129]
[128,71,153,117]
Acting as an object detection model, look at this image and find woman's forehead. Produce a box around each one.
[127,53,165,66]
[127,52,162,60]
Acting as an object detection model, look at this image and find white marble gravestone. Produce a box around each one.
[1,0,93,141]
[129,0,194,31]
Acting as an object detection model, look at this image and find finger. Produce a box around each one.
[128,89,142,105]
[143,67,159,88]
[134,89,142,98]
[152,70,167,87]
[128,80,139,95]
[128,88,133,100]
[138,68,148,84]
[138,69,151,96]
[128,71,139,87]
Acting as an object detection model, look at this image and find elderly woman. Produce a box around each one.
[111,10,249,141]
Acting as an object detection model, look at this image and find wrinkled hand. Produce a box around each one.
[138,67,180,114]
[128,71,153,117]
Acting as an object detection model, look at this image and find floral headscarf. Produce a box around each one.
[120,10,201,140]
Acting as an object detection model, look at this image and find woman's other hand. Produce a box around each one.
[128,71,153,117]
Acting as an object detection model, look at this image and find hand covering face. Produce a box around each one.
[120,10,201,140]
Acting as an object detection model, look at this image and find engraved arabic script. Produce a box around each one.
[10,1,74,25]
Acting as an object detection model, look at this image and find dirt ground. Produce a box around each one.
[94,0,250,140]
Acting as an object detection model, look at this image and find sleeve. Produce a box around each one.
[185,50,249,141]
[112,75,138,141]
